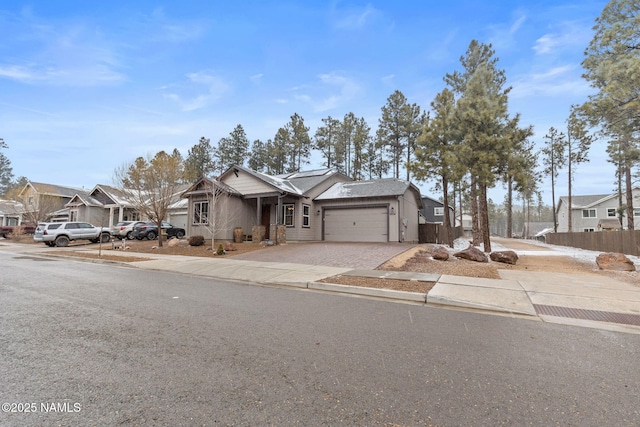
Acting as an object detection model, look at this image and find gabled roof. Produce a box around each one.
[558,194,612,209]
[220,165,344,196]
[20,182,85,198]
[274,168,347,194]
[66,193,103,207]
[182,176,243,197]
[0,199,26,215]
[315,178,423,207]
[421,195,453,210]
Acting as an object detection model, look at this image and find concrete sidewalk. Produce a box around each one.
[103,249,640,334]
[3,241,640,334]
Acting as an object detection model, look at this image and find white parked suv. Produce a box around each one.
[34,222,112,247]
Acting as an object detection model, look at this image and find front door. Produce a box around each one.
[261,204,270,239]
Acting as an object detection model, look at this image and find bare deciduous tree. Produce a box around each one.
[114,150,184,247]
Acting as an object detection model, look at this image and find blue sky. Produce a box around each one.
[0,0,611,205]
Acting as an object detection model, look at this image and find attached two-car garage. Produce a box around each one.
[323,206,389,242]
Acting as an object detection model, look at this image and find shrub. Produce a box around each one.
[189,235,205,246]
[216,243,225,255]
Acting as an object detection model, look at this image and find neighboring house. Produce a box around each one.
[67,184,190,228]
[183,165,424,243]
[420,196,454,226]
[556,190,640,232]
[19,182,85,223]
[0,199,26,226]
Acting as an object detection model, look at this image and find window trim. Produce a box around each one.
[434,207,444,216]
[582,209,596,218]
[193,201,209,225]
[283,204,295,227]
[302,204,310,228]
[634,209,640,217]
[583,228,595,232]
[607,208,616,217]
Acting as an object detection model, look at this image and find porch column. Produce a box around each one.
[109,207,115,228]
[118,206,124,222]
[256,196,262,224]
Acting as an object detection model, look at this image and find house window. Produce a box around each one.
[607,208,616,217]
[283,204,295,227]
[193,201,209,225]
[434,207,444,216]
[583,228,595,232]
[635,209,640,217]
[70,210,78,221]
[302,204,310,227]
[582,209,596,218]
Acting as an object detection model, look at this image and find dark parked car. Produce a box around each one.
[131,221,185,240]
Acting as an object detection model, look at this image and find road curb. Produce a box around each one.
[308,281,427,302]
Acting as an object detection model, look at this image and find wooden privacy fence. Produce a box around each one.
[419,224,464,244]
[546,230,640,256]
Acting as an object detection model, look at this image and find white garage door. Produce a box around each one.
[324,207,388,242]
[169,213,187,230]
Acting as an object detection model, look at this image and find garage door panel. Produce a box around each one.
[324,207,388,242]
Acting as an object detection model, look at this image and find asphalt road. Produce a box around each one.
[2,251,640,426]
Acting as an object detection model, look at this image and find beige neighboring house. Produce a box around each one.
[19,182,85,223]
[182,165,424,243]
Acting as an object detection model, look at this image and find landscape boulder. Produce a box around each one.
[431,246,450,261]
[490,250,518,265]
[167,237,188,247]
[454,246,488,263]
[596,252,636,271]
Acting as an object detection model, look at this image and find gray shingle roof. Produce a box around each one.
[558,194,613,208]
[315,178,412,200]
[26,182,86,198]
[226,165,340,195]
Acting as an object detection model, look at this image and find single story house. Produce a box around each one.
[182,165,424,243]
[0,199,26,226]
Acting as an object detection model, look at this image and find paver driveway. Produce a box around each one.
[228,241,418,269]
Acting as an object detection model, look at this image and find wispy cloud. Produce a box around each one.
[291,72,361,112]
[510,65,591,98]
[533,21,592,55]
[0,13,127,86]
[487,13,527,51]
[145,7,207,43]
[163,71,230,111]
[330,3,380,30]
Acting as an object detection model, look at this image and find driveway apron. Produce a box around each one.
[228,242,417,269]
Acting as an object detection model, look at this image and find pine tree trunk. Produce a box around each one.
[551,163,557,233]
[470,177,481,247]
[626,162,634,230]
[442,177,453,247]
[480,183,491,252]
[506,176,513,239]
[567,134,573,232]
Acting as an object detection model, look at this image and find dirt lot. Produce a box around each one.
[17,235,640,290]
